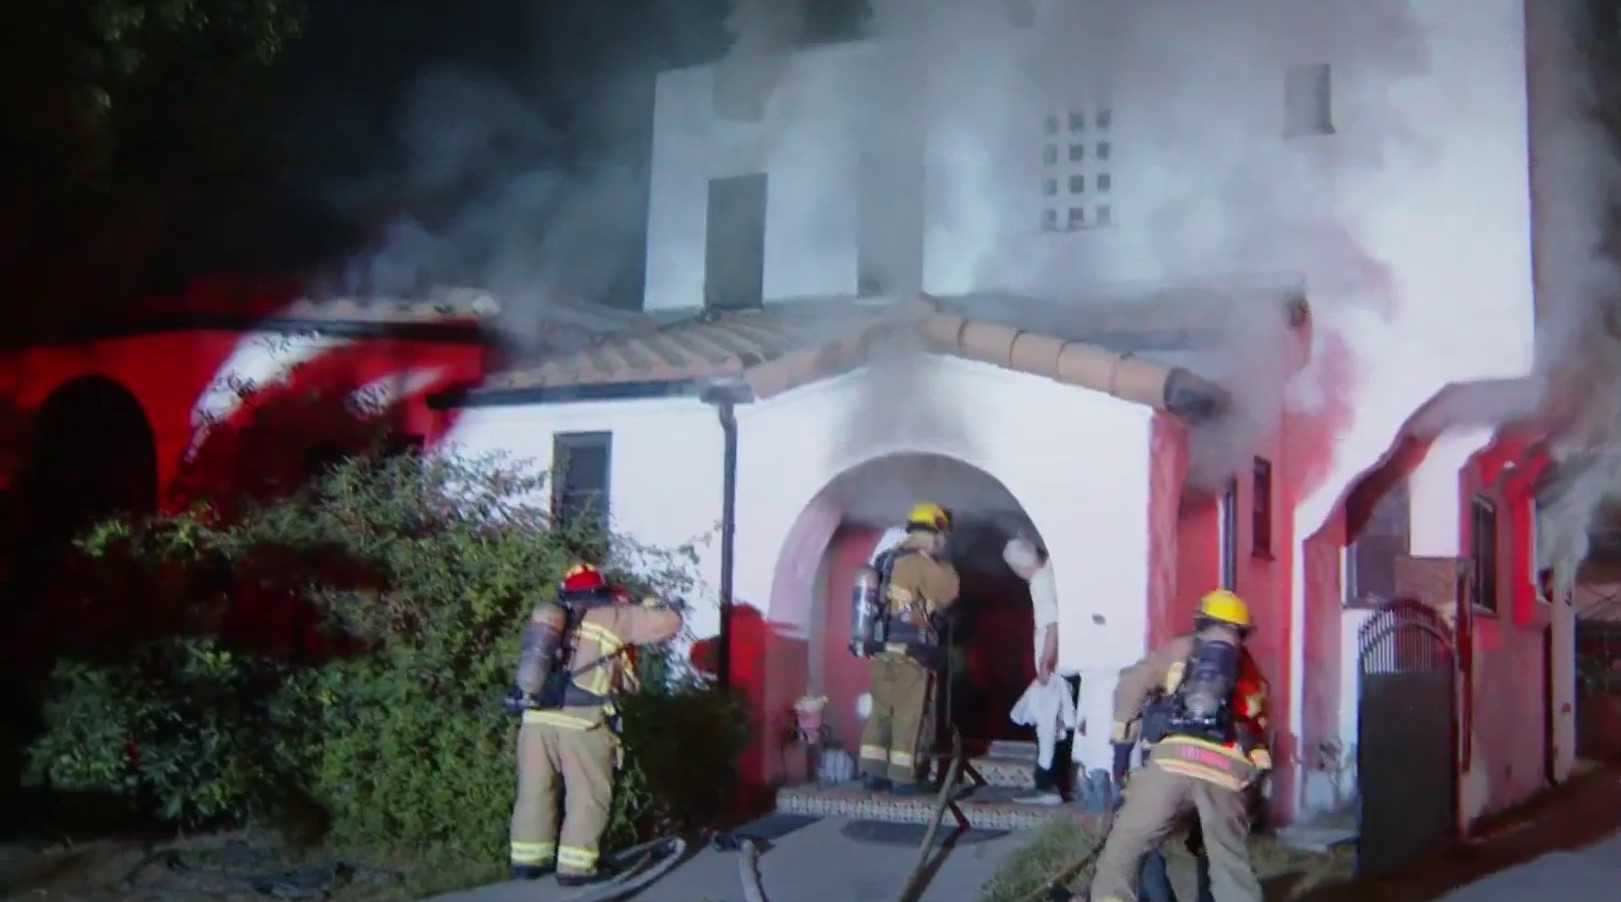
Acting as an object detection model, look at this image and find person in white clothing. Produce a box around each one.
[1003,537,1078,805]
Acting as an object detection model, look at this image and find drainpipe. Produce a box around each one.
[699,378,755,690]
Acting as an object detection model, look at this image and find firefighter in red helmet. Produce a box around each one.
[506,563,683,886]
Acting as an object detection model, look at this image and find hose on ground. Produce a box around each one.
[895,731,967,902]
[556,835,688,902]
[713,832,769,902]
[1016,809,1115,902]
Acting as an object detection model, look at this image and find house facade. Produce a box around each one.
[444,0,1581,830]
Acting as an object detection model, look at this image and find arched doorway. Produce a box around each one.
[773,452,1047,763]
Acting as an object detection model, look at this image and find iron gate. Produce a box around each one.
[1356,598,1458,876]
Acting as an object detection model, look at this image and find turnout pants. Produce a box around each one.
[858,653,935,784]
[1089,759,1261,902]
[509,718,617,877]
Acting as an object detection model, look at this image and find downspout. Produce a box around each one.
[699,377,756,690]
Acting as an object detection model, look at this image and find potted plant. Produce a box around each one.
[792,694,828,739]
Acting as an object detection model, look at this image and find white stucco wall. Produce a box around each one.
[447,355,1152,771]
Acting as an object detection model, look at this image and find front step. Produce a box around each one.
[775,782,1103,832]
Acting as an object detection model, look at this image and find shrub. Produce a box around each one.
[28,450,736,862]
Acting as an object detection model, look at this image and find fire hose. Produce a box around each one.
[712,832,770,902]
[555,835,689,902]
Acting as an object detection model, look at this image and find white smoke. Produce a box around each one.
[716,0,1432,495]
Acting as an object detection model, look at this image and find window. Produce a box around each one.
[1044,178,1058,196]
[1068,174,1085,194]
[1252,457,1273,558]
[1470,495,1499,613]
[1532,501,1551,604]
[703,173,767,310]
[1069,143,1085,162]
[1286,63,1334,136]
[1045,103,1114,232]
[1044,114,1058,136]
[1067,207,1085,229]
[553,432,612,534]
[1096,108,1113,129]
[1096,141,1112,161]
[1348,480,1409,604]
[1043,144,1058,165]
[1041,209,1058,230]
[1068,110,1085,132]
[1097,173,1112,192]
[1096,205,1112,226]
[1220,479,1239,590]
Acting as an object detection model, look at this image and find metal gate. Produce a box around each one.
[1356,598,1458,876]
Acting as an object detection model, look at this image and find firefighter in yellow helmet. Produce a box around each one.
[856,501,961,795]
[506,563,684,886]
[1087,590,1272,902]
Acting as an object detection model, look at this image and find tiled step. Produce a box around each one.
[775,782,1105,832]
[986,739,1040,761]
[969,755,1039,789]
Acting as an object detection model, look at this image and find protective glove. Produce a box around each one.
[1111,742,1134,784]
[1249,748,1273,771]
[501,686,534,717]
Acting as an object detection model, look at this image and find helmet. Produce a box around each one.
[560,562,606,594]
[906,501,952,533]
[1197,590,1251,629]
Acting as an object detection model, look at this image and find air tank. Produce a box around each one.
[848,564,885,657]
[515,601,568,695]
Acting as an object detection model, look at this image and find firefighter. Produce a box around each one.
[1119,690,1214,902]
[858,501,961,795]
[1087,590,1272,902]
[507,563,683,886]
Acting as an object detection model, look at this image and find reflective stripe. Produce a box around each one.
[1155,758,1245,792]
[558,845,598,872]
[1158,735,1252,764]
[510,840,556,864]
[523,709,597,729]
[889,750,914,767]
[859,744,888,763]
[575,622,625,697]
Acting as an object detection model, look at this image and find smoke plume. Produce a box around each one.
[715,0,1432,503]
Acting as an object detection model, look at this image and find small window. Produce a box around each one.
[1220,479,1239,590]
[1095,205,1112,226]
[1044,114,1059,136]
[1041,208,1058,230]
[1286,63,1335,136]
[1470,495,1500,613]
[1068,110,1085,132]
[553,432,612,534]
[1043,145,1058,165]
[1096,141,1112,161]
[1252,457,1273,558]
[1068,174,1085,194]
[1044,178,1058,196]
[1067,207,1086,229]
[1348,480,1409,605]
[1097,173,1112,192]
[1069,143,1085,162]
[1096,108,1113,129]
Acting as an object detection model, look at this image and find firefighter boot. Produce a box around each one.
[510,863,553,881]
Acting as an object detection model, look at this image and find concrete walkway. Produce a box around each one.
[430,816,1029,902]
[1435,829,1621,902]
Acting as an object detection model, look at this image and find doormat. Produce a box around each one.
[735,812,823,843]
[840,820,1010,847]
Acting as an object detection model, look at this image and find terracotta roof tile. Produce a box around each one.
[475,293,1260,417]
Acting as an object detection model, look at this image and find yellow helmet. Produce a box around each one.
[906,501,952,532]
[1197,590,1251,629]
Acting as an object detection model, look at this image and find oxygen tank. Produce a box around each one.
[849,564,885,657]
[515,601,569,696]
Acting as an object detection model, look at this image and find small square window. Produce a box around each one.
[1069,143,1085,162]
[1041,209,1058,230]
[1067,207,1086,229]
[1043,178,1058,196]
[1097,108,1113,129]
[1068,111,1085,132]
[1285,63,1334,136]
[1096,141,1112,160]
[1043,114,1058,136]
[1043,145,1058,165]
[1097,173,1112,192]
[1068,174,1085,194]
[1096,205,1112,226]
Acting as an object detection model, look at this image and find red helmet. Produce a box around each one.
[560,562,606,593]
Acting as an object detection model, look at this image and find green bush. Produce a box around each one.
[27,450,742,862]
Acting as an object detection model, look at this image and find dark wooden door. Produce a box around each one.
[704,174,767,310]
[1356,599,1458,876]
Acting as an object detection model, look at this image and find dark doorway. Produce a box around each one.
[1356,598,1458,876]
[704,173,767,310]
[944,516,1035,745]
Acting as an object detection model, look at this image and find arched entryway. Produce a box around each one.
[14,376,157,594]
[769,452,1048,767]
